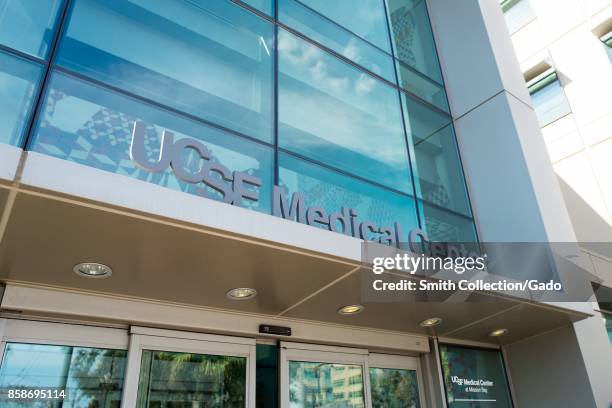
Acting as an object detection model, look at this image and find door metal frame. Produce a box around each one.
[0,317,128,364]
[0,317,129,406]
[280,341,426,407]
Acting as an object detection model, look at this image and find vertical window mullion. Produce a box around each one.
[273,0,280,211]
[22,0,74,152]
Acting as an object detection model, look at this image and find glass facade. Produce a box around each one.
[1,0,476,243]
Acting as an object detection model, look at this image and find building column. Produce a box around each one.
[426,0,612,406]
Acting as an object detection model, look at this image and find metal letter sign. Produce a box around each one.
[129,122,444,249]
[130,121,261,206]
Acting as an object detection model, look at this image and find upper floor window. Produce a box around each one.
[602,31,612,48]
[0,0,63,59]
[601,30,612,62]
[594,284,612,345]
[604,313,612,346]
[500,0,536,34]
[591,17,612,62]
[527,70,571,127]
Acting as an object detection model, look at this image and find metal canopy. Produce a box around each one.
[0,183,587,346]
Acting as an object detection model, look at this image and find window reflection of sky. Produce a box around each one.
[0,52,41,146]
[279,0,396,82]
[0,343,127,408]
[301,0,392,53]
[59,0,275,142]
[0,0,62,58]
[279,30,412,193]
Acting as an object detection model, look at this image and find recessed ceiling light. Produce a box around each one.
[489,328,509,337]
[419,317,443,327]
[337,305,365,315]
[73,262,112,278]
[226,287,257,300]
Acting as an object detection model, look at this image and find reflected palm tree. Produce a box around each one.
[137,351,246,408]
[370,368,419,408]
[69,348,127,408]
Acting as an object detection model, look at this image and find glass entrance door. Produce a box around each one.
[0,318,129,408]
[121,327,256,408]
[280,342,425,408]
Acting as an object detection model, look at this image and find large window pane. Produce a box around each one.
[299,0,392,53]
[386,0,443,84]
[136,350,246,407]
[411,125,471,216]
[528,72,571,127]
[0,342,127,408]
[402,91,451,144]
[279,29,412,193]
[30,72,274,213]
[279,153,419,241]
[370,367,421,408]
[0,51,43,147]
[439,345,513,408]
[57,0,274,142]
[0,0,63,58]
[396,61,449,113]
[279,0,395,82]
[289,361,365,407]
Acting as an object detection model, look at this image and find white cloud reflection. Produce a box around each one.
[278,30,411,190]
